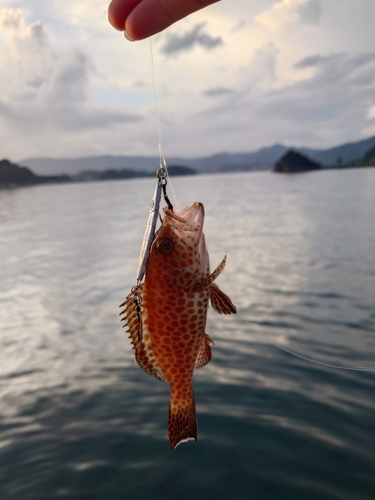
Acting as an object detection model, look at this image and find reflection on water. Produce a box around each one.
[1,169,375,499]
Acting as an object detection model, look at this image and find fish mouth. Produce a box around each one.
[162,202,207,264]
[164,202,204,226]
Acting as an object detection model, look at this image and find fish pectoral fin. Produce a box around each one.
[210,283,237,315]
[119,288,167,383]
[209,254,227,283]
[191,255,227,291]
[195,333,215,369]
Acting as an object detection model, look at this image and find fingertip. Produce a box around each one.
[108,0,142,32]
[108,0,125,31]
[124,2,166,40]
[124,30,135,42]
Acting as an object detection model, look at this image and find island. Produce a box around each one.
[0,159,72,188]
[273,150,321,173]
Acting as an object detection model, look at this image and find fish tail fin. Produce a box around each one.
[168,385,197,450]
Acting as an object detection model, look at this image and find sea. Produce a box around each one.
[0,168,375,500]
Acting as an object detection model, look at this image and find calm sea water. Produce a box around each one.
[0,169,375,500]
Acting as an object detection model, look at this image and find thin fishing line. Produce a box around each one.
[149,38,179,208]
[237,311,375,372]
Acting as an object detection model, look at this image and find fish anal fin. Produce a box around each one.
[119,288,167,382]
[169,387,197,450]
[134,345,166,382]
[195,333,214,369]
[210,283,237,315]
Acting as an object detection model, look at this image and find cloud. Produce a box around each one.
[203,87,234,97]
[182,49,375,153]
[293,52,375,85]
[256,0,321,31]
[160,23,223,56]
[1,1,374,161]
[0,8,142,159]
[367,105,375,120]
[296,0,321,24]
[231,19,246,33]
[239,43,279,91]
[294,54,329,68]
[0,7,24,31]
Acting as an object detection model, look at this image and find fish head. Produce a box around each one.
[148,202,209,287]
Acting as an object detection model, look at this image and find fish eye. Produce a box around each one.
[157,238,173,255]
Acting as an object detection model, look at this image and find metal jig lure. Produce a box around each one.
[127,166,174,341]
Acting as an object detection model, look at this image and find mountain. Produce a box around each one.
[0,159,197,189]
[18,155,162,176]
[185,145,288,172]
[299,135,375,166]
[363,144,375,164]
[0,159,72,188]
[344,143,375,168]
[18,145,289,175]
[18,136,375,176]
[0,159,40,187]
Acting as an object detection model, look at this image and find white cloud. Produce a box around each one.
[0,7,24,30]
[160,49,375,154]
[240,43,279,90]
[256,0,321,31]
[367,105,375,120]
[0,8,141,159]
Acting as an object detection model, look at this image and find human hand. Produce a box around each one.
[108,0,220,41]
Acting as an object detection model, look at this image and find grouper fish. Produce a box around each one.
[120,202,236,449]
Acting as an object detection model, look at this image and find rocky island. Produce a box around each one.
[273,150,322,173]
[0,159,72,188]
[273,143,375,173]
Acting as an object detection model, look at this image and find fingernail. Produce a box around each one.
[124,30,134,42]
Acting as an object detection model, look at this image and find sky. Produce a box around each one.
[0,0,374,161]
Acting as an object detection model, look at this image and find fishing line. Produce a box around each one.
[149,38,179,209]
[236,310,375,372]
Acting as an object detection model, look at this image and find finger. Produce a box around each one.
[108,0,142,31]
[127,0,220,40]
[115,0,220,40]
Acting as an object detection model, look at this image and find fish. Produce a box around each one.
[120,202,236,449]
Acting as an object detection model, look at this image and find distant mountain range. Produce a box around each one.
[0,159,72,188]
[18,135,375,176]
[0,160,196,189]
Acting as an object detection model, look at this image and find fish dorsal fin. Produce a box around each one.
[210,283,237,315]
[120,287,167,382]
[195,333,214,369]
[191,255,227,292]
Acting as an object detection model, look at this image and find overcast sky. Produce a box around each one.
[0,0,374,161]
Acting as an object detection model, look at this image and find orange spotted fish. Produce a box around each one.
[120,202,236,449]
